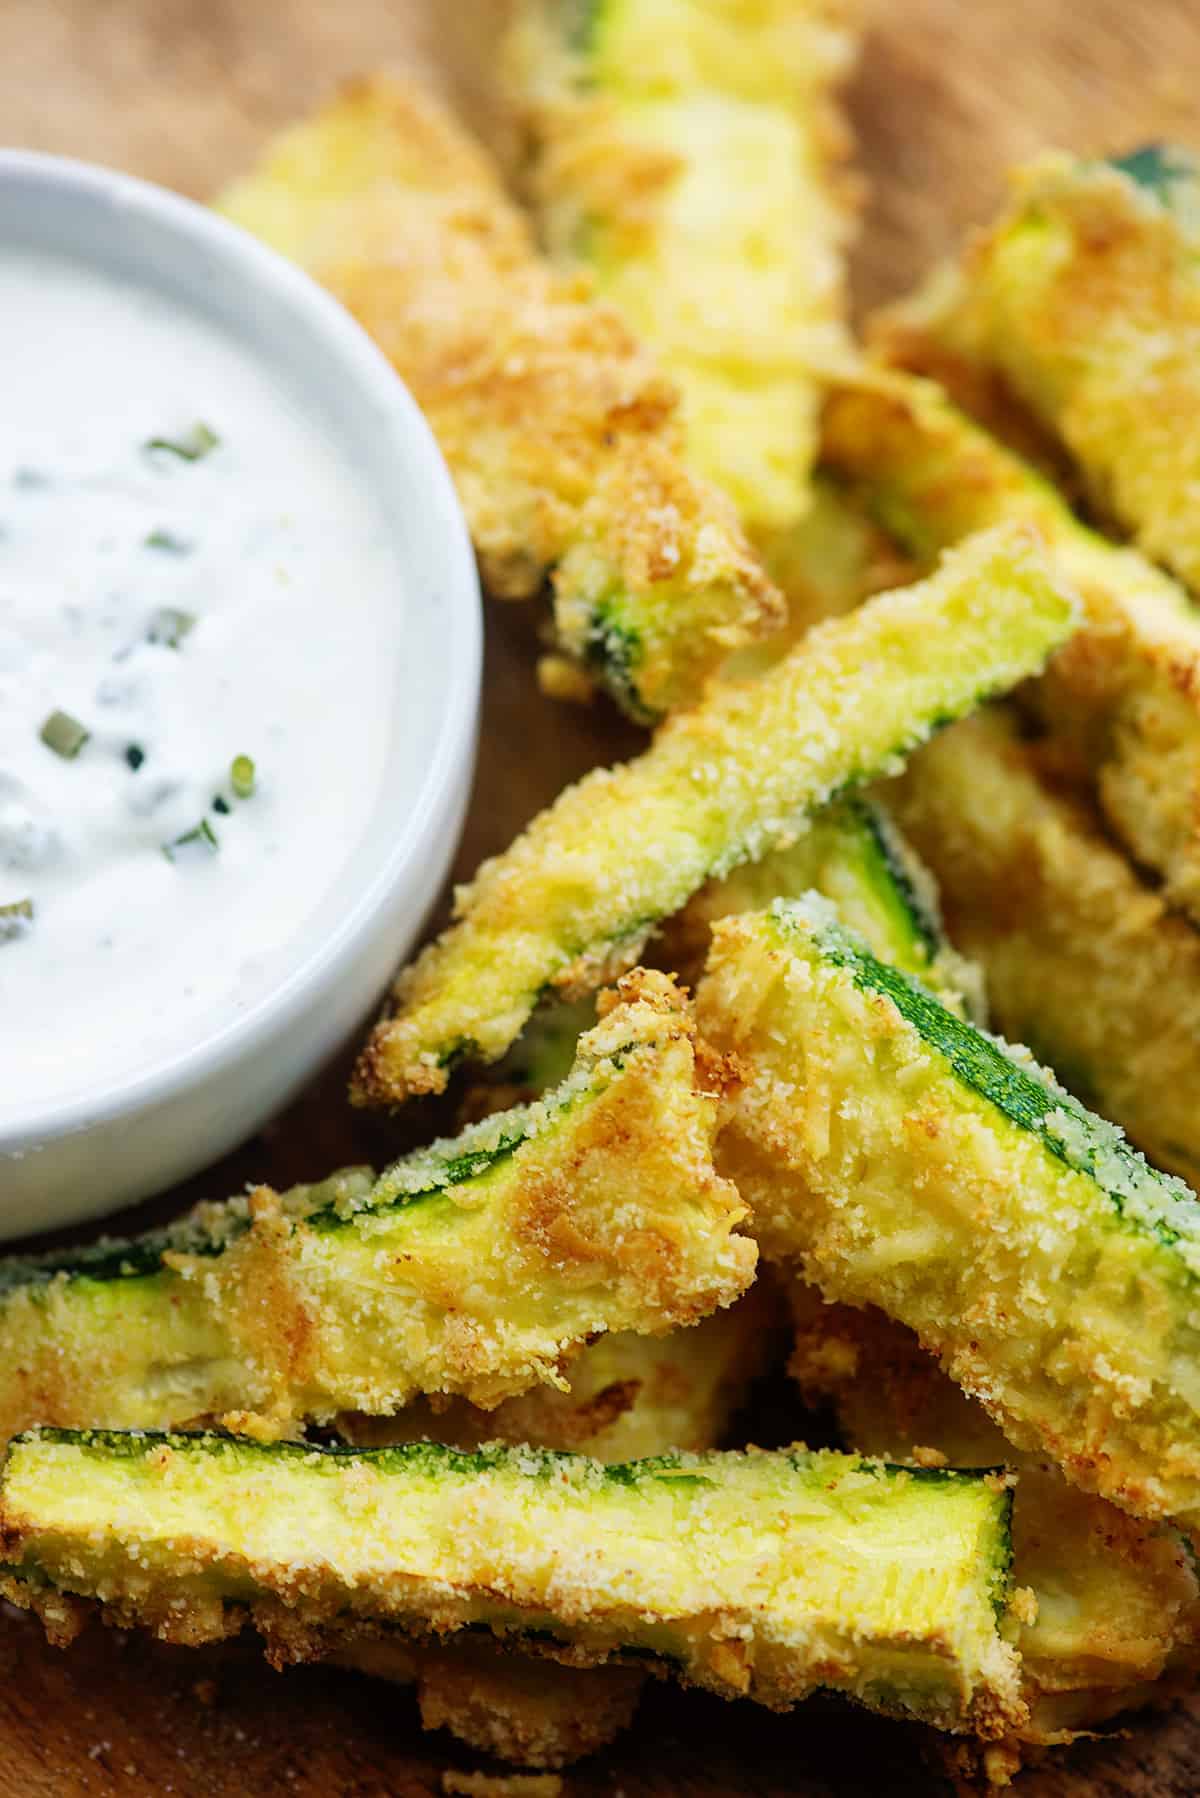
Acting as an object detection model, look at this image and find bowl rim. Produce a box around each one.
[0,147,482,1151]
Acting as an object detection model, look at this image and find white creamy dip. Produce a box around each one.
[0,247,401,1122]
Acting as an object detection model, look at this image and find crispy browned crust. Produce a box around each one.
[219,76,783,719]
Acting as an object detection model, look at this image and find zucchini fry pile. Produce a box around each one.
[11,17,1200,1791]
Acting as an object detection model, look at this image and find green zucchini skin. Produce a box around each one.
[0,975,753,1441]
[0,1428,1023,1739]
[699,896,1200,1534]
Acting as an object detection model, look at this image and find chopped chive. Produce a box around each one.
[162,819,219,863]
[212,795,231,816]
[230,754,256,799]
[124,744,146,772]
[144,422,220,463]
[0,897,33,942]
[144,528,191,555]
[146,607,196,649]
[40,710,90,759]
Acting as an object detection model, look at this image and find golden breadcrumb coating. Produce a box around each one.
[218,75,782,720]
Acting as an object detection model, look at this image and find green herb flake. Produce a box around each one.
[124,744,146,772]
[39,710,90,760]
[144,529,192,555]
[146,608,196,649]
[212,795,231,816]
[0,898,33,942]
[1109,144,1197,206]
[162,819,219,863]
[144,423,220,463]
[230,755,256,799]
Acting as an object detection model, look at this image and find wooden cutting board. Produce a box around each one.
[4,2,1200,1791]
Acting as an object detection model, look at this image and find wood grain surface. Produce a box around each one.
[4,2,1200,1792]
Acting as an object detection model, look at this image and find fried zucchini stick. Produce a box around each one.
[788,1286,1200,1750]
[890,708,1200,1185]
[0,972,752,1441]
[0,1432,1025,1741]
[217,77,781,721]
[352,526,1076,1105]
[505,0,859,534]
[876,147,1200,597]
[697,898,1200,1533]
[822,366,1200,918]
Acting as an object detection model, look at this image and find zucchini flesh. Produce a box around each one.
[788,1284,1200,1743]
[217,75,782,722]
[822,366,1200,919]
[0,1431,1023,1739]
[673,793,983,1020]
[507,0,857,531]
[875,150,1200,597]
[891,708,1200,1185]
[0,972,753,1440]
[698,897,1200,1533]
[352,526,1076,1104]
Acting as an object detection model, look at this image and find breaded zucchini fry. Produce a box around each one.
[670,793,983,1018]
[788,1286,1200,1745]
[890,708,1200,1185]
[822,367,1200,917]
[218,77,782,721]
[353,526,1076,1105]
[698,898,1200,1532]
[505,0,858,532]
[875,148,1200,596]
[0,1431,1025,1740]
[0,972,752,1440]
[340,1279,782,1462]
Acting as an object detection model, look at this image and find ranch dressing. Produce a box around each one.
[0,247,400,1123]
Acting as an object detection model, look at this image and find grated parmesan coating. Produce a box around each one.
[698,896,1200,1532]
[824,364,1200,921]
[353,524,1076,1105]
[217,75,782,722]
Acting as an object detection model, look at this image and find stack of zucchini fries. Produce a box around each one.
[9,7,1200,1788]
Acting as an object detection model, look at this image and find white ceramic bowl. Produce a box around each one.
[0,151,481,1239]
